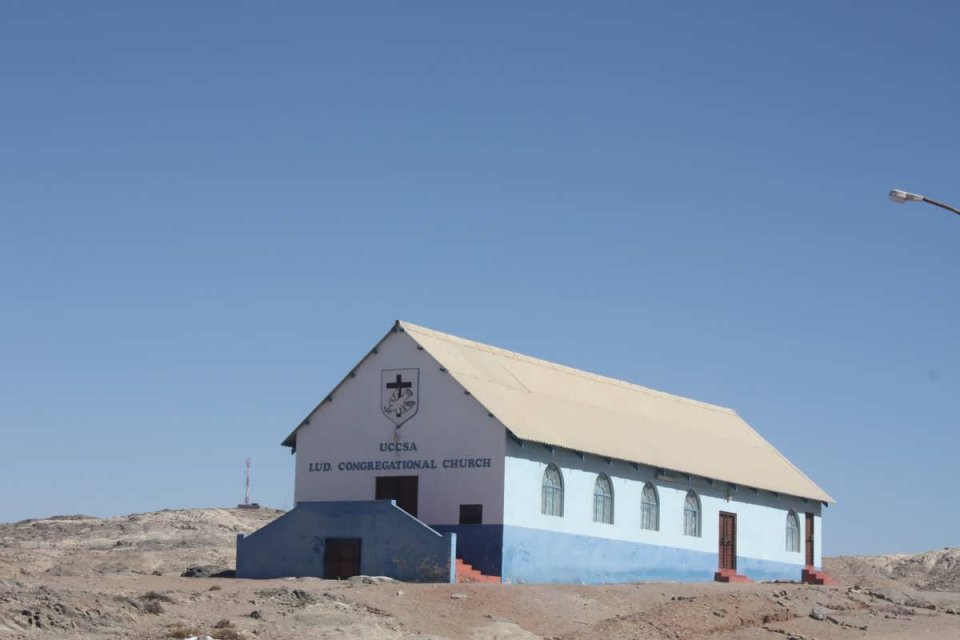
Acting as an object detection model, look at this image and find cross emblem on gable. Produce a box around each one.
[385,374,412,414]
[381,368,420,428]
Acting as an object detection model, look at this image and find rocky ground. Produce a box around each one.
[825,549,960,593]
[1,508,958,639]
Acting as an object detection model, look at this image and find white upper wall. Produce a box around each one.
[293,329,506,525]
[503,438,822,566]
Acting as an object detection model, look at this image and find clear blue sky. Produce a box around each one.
[2,2,957,556]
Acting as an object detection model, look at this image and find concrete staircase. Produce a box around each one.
[455,558,501,584]
[714,568,753,583]
[801,566,838,586]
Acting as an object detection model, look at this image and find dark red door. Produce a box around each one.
[375,475,419,517]
[324,539,361,580]
[719,512,737,571]
[805,513,815,566]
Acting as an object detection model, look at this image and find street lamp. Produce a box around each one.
[889,189,960,217]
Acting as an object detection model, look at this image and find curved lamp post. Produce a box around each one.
[889,189,960,217]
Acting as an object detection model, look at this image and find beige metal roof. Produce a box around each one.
[400,321,833,504]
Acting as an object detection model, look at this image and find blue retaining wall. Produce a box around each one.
[236,500,455,582]
[430,524,503,576]
[501,525,803,584]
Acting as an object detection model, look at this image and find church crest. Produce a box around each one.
[381,368,419,428]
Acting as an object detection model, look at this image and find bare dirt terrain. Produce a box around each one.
[825,549,960,593]
[1,508,958,639]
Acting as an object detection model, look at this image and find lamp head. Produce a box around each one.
[889,189,924,204]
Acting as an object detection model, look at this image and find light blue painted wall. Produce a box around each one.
[236,500,455,582]
[502,438,823,580]
[501,525,802,584]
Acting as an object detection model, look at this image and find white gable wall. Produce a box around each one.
[293,330,506,526]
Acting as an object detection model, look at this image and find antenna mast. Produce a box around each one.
[238,457,260,509]
[244,457,251,506]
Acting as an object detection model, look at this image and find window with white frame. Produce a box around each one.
[541,464,564,517]
[786,511,801,552]
[641,483,659,531]
[593,474,614,524]
[683,490,701,537]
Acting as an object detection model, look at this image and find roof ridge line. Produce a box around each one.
[399,320,736,415]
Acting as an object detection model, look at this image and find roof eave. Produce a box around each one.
[506,433,834,505]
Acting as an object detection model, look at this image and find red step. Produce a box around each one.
[801,566,838,586]
[455,558,501,584]
[714,568,753,583]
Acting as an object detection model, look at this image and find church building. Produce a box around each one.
[236,321,833,584]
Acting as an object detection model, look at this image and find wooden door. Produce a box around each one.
[324,539,361,580]
[805,513,815,566]
[718,512,737,571]
[375,475,419,517]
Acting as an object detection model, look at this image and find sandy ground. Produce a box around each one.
[1,509,958,639]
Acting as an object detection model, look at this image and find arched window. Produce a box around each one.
[683,491,701,537]
[641,483,659,531]
[593,474,614,524]
[541,464,564,517]
[786,511,801,552]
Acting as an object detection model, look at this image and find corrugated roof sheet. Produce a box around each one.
[400,321,832,503]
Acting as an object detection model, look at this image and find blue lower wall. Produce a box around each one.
[501,525,803,584]
[738,555,808,582]
[430,524,503,576]
[236,500,455,582]
[238,505,804,584]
